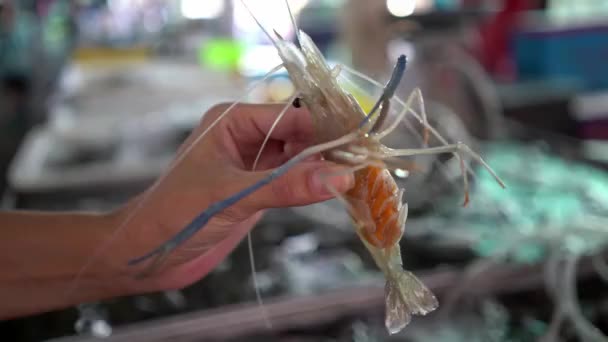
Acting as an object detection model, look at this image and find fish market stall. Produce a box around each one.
[4,1,608,342]
[45,249,607,342]
[6,60,240,210]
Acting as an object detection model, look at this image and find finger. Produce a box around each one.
[212,102,315,146]
[250,141,323,171]
[236,160,355,212]
[175,102,311,164]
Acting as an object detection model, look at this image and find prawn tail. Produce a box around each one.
[384,268,438,334]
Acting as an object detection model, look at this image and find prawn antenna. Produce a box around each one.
[285,0,302,49]
[128,133,357,266]
[359,54,407,129]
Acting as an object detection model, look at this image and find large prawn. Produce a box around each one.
[69,0,505,335]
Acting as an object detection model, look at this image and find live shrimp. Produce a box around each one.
[67,0,505,335]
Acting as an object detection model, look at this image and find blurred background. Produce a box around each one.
[2,0,608,341]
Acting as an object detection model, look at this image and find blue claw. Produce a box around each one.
[359,55,407,129]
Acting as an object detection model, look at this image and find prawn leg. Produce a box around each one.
[376,87,429,144]
[372,87,499,205]
[385,142,505,188]
[385,142,505,206]
[341,66,433,147]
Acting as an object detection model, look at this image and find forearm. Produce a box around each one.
[0,210,149,319]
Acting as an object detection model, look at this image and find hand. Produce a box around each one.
[114,102,355,292]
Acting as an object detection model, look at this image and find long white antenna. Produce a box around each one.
[248,95,299,330]
[237,1,283,329]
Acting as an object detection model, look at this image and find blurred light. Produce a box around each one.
[108,0,132,12]
[415,0,434,13]
[143,10,164,33]
[387,0,416,17]
[233,0,307,44]
[394,168,409,178]
[200,39,244,71]
[238,44,283,77]
[548,0,608,22]
[268,77,295,102]
[181,0,224,20]
[91,320,112,338]
[388,39,416,64]
[289,0,310,13]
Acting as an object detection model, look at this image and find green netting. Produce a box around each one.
[421,141,608,263]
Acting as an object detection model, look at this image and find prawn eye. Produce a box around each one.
[292,97,302,108]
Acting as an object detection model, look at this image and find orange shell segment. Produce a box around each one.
[347,165,402,249]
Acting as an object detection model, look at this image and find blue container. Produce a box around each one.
[513,22,608,91]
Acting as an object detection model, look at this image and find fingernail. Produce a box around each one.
[311,166,355,197]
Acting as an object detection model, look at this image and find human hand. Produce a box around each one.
[113,102,355,291]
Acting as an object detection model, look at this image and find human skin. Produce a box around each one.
[0,103,354,319]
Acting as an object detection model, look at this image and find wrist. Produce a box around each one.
[77,204,163,297]
[102,198,151,275]
[0,209,154,317]
[102,197,173,280]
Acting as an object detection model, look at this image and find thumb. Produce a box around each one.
[238,160,355,212]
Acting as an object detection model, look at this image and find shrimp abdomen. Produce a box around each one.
[346,165,403,249]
